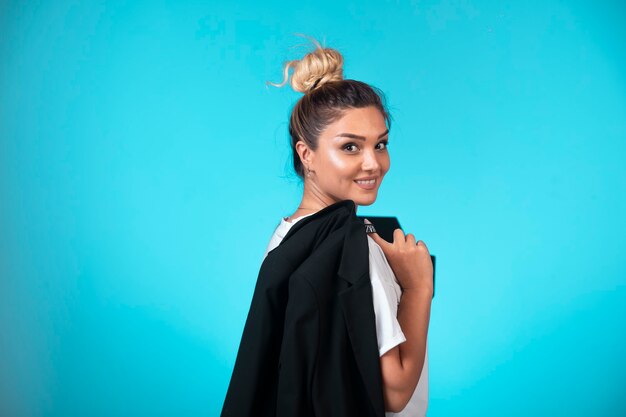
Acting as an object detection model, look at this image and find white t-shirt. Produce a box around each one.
[263,213,429,416]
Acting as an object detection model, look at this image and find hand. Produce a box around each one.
[365,219,433,294]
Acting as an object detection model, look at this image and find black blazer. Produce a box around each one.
[220,199,386,417]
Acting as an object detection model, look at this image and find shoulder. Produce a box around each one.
[366,235,402,296]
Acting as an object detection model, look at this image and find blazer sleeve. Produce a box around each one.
[275,271,319,417]
[221,267,286,417]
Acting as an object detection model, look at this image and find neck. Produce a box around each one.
[299,181,339,211]
[294,181,361,216]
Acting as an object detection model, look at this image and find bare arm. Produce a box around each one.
[380,288,432,413]
[365,223,434,413]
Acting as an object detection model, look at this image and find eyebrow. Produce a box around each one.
[335,129,389,141]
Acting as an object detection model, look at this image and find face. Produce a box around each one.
[298,106,391,207]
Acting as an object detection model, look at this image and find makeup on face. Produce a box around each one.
[312,107,391,205]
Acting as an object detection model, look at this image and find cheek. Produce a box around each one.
[325,150,354,173]
[379,152,391,173]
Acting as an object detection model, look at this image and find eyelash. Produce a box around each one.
[343,140,390,153]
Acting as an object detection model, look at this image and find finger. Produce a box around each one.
[393,228,405,245]
[406,233,417,246]
[364,219,389,247]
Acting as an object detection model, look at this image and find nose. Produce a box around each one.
[361,148,381,172]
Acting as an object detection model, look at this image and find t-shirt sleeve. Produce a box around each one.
[370,277,407,357]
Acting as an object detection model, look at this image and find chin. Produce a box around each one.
[352,193,378,206]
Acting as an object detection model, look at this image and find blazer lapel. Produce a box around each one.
[337,215,386,417]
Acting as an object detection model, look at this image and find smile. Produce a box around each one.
[354,178,377,190]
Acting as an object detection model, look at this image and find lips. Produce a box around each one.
[354,177,377,190]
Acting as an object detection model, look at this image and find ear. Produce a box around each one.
[295,140,315,169]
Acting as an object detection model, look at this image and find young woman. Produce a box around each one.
[263,35,434,415]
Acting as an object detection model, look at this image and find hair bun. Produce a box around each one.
[266,34,344,94]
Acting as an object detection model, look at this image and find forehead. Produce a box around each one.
[324,106,387,135]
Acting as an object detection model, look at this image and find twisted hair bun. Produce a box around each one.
[267,34,344,94]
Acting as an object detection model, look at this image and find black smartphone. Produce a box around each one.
[357,215,436,299]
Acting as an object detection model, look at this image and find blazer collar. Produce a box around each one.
[279,199,356,245]
[336,206,369,285]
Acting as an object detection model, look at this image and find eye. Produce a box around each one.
[343,143,359,153]
[342,140,390,153]
[377,139,389,150]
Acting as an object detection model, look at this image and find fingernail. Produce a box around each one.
[364,218,371,224]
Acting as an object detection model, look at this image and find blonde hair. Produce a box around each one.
[266,34,344,95]
[267,34,392,180]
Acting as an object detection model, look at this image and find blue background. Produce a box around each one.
[1,1,625,416]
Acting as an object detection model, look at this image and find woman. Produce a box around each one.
[263,35,434,415]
